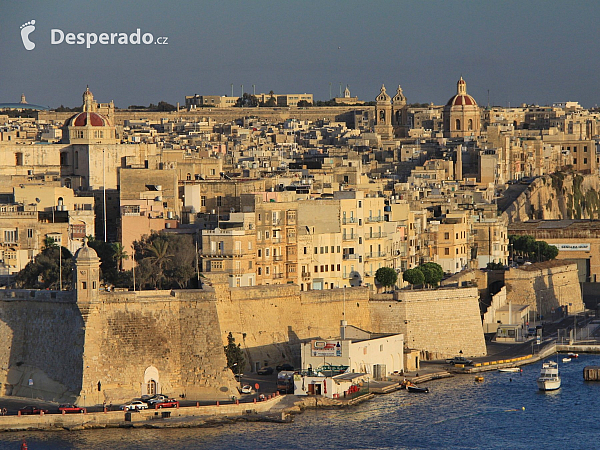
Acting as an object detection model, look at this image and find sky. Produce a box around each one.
[1,0,600,109]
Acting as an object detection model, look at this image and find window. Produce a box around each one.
[584,158,588,164]
[186,173,192,181]
[217,196,222,207]
[304,247,307,254]
[258,249,262,257]
[4,230,17,243]
[444,232,449,240]
[584,146,588,153]
[455,119,461,130]
[331,246,334,253]
[201,196,206,207]
[574,158,577,164]
[15,153,23,166]
[468,119,473,130]
[325,247,328,253]
[82,282,87,289]
[314,247,318,254]
[265,248,270,257]
[265,231,270,239]
[320,265,324,272]
[265,267,270,274]
[337,264,341,271]
[331,264,334,271]
[358,201,362,208]
[248,261,252,269]
[27,229,34,238]
[445,248,450,255]
[337,246,341,253]
[314,265,318,273]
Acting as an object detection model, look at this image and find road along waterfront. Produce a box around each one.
[1,354,600,449]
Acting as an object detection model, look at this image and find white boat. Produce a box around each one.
[568,353,579,358]
[537,361,561,391]
[498,367,520,373]
[562,358,571,363]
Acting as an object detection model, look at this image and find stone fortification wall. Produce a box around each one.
[504,260,584,317]
[214,282,371,370]
[503,174,600,223]
[369,287,486,359]
[78,289,237,406]
[38,106,372,126]
[0,291,83,402]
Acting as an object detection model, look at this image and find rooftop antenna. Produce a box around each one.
[487,89,490,108]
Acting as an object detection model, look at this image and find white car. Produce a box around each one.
[240,385,253,394]
[121,400,148,411]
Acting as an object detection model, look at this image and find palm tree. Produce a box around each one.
[111,242,129,271]
[147,238,172,288]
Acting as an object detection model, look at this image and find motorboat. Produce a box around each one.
[568,353,579,358]
[406,385,429,393]
[498,367,521,373]
[537,361,561,391]
[562,358,571,363]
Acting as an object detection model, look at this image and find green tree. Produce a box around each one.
[297,100,312,107]
[15,246,73,290]
[146,238,172,289]
[419,262,444,287]
[111,242,129,272]
[375,267,398,291]
[402,267,425,288]
[224,332,245,375]
[486,262,505,270]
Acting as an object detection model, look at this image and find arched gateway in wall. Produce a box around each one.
[143,366,160,396]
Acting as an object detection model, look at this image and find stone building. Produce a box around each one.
[0,241,237,406]
[443,77,481,138]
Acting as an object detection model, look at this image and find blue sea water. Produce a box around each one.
[1,354,599,450]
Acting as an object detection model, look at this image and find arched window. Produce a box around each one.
[455,119,461,130]
[186,173,192,181]
[258,267,262,276]
[468,119,473,130]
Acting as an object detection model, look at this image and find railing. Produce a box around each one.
[273,255,283,261]
[365,252,387,259]
[273,273,284,279]
[342,217,357,224]
[302,272,311,279]
[272,237,282,243]
[343,254,360,260]
[343,235,357,241]
[365,232,387,239]
[365,216,383,223]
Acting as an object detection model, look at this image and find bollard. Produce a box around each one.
[62,410,65,415]
[40,411,44,416]
[155,404,158,410]
[18,411,21,417]
[103,407,107,414]
[196,402,199,408]
[236,399,239,405]
[176,402,179,409]
[216,401,219,407]
[254,398,257,404]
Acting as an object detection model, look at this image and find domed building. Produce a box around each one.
[443,77,480,138]
[62,87,117,144]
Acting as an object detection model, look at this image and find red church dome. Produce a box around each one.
[67,111,110,127]
[446,94,477,107]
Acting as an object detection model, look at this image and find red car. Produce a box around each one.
[58,404,84,413]
[19,406,48,415]
[155,399,179,408]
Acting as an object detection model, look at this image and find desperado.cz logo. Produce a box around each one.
[20,19,168,50]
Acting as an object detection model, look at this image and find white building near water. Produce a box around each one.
[300,323,404,377]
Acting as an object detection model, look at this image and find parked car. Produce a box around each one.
[155,399,179,408]
[276,363,294,372]
[445,356,473,366]
[147,395,169,405]
[240,385,253,394]
[19,406,48,415]
[121,401,148,411]
[257,366,274,375]
[58,404,84,414]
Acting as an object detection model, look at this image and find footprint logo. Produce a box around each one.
[20,20,36,51]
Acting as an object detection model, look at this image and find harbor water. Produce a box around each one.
[1,354,599,449]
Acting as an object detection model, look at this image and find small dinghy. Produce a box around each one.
[498,367,520,373]
[562,357,571,363]
[406,385,429,393]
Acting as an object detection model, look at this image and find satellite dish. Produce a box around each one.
[35,198,40,203]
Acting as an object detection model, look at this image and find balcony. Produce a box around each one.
[343,235,357,241]
[273,273,284,279]
[365,216,383,223]
[302,272,311,279]
[342,217,357,225]
[272,237,282,244]
[273,255,283,261]
[343,254,359,260]
[365,252,387,259]
[365,232,387,240]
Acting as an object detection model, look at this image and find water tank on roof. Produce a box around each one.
[167,211,173,219]
[165,223,171,229]
[155,185,162,191]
